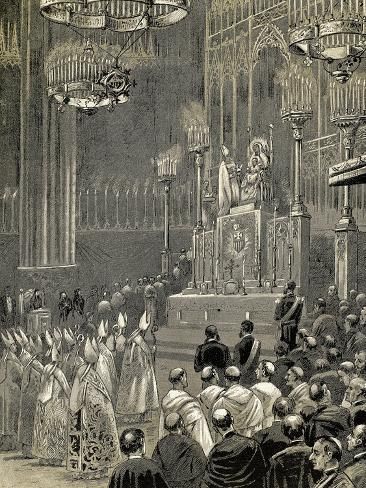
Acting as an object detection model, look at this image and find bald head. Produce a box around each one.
[224,366,241,384]
[212,409,233,432]
[201,366,219,385]
[348,424,366,452]
[282,414,305,441]
[347,377,366,405]
[169,368,187,386]
[304,336,317,350]
[164,413,184,433]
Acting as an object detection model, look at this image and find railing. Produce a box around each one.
[76,179,194,231]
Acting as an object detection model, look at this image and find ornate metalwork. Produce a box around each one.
[252,22,289,67]
[40,0,191,33]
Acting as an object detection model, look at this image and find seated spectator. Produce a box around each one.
[337,361,358,408]
[152,413,206,488]
[288,329,309,363]
[337,305,350,348]
[344,315,366,360]
[108,428,170,488]
[343,424,366,486]
[326,347,342,370]
[286,366,314,414]
[196,367,224,434]
[268,414,313,488]
[325,285,340,318]
[296,336,321,381]
[348,290,359,315]
[309,358,345,406]
[254,396,295,465]
[309,436,344,487]
[312,299,338,345]
[272,342,295,396]
[355,350,366,379]
[203,409,266,488]
[305,381,351,447]
[347,378,366,427]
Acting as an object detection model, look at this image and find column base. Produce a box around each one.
[292,201,310,218]
[335,211,357,232]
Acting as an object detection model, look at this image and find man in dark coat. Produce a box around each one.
[254,396,294,465]
[272,341,295,395]
[0,286,16,328]
[326,285,340,318]
[344,315,366,360]
[347,378,366,427]
[152,413,206,488]
[109,429,171,488]
[343,424,366,487]
[310,437,349,488]
[274,280,304,351]
[268,414,313,488]
[233,320,261,387]
[310,358,346,406]
[305,381,351,447]
[203,408,266,488]
[194,325,232,386]
[312,299,338,346]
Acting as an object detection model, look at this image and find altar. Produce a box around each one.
[167,292,281,329]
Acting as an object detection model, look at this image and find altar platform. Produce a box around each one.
[167,292,282,329]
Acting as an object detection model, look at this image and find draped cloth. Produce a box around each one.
[18,350,43,455]
[67,364,121,477]
[251,382,282,429]
[204,431,266,488]
[32,364,71,463]
[212,385,264,438]
[116,330,159,423]
[0,350,22,450]
[197,385,225,436]
[159,389,213,456]
[97,342,118,407]
[218,160,240,217]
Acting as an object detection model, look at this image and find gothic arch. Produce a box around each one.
[251,23,289,68]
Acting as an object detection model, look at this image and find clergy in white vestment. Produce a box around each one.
[67,337,121,479]
[286,366,316,413]
[96,320,118,406]
[160,368,213,456]
[212,366,264,438]
[197,366,224,436]
[115,312,159,423]
[251,360,282,429]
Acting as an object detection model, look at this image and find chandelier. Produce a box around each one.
[46,41,133,115]
[40,0,190,33]
[288,1,366,83]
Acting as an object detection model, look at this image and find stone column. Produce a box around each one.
[333,118,360,298]
[18,1,77,293]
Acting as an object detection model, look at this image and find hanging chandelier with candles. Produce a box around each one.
[288,0,366,83]
[46,40,133,115]
[40,0,190,33]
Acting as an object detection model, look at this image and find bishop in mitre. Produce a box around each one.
[116,311,159,423]
[62,328,84,385]
[32,337,71,465]
[96,319,118,406]
[106,312,127,378]
[67,337,121,479]
[16,329,44,458]
[0,331,23,450]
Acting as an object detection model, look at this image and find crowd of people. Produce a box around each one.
[1,279,366,487]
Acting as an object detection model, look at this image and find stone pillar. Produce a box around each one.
[333,119,360,298]
[19,0,77,294]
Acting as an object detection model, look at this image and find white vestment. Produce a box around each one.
[251,382,282,429]
[213,384,264,437]
[160,389,213,456]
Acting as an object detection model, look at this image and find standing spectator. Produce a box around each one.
[296,336,321,381]
[233,320,261,387]
[0,286,16,328]
[348,290,359,316]
[194,325,232,386]
[84,285,99,315]
[109,429,170,488]
[274,280,304,351]
[110,282,125,317]
[72,288,85,318]
[310,358,345,406]
[344,315,366,360]
[251,360,282,429]
[58,291,73,323]
[326,285,340,318]
[268,414,313,488]
[152,413,206,488]
[154,275,167,327]
[203,408,266,488]
[337,361,358,408]
[254,396,294,464]
[312,299,338,346]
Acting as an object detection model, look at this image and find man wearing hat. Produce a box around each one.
[274,280,305,351]
[194,325,232,386]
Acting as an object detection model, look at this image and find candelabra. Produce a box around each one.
[157,152,178,274]
[282,70,313,214]
[288,0,366,83]
[187,124,210,230]
[330,78,366,227]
